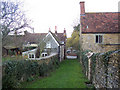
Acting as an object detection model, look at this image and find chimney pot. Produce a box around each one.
[55,26,57,33]
[49,28,51,32]
[24,30,27,35]
[64,28,66,33]
[64,28,66,37]
[80,1,85,15]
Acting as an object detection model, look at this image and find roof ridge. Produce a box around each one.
[50,31,61,44]
[31,33,47,34]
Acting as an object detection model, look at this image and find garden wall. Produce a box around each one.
[81,50,120,88]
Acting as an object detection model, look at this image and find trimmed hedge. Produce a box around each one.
[2,55,60,88]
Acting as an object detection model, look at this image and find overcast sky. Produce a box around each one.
[22,0,119,37]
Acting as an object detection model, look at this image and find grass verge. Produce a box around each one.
[22,59,89,88]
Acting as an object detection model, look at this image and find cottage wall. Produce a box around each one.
[82,34,120,53]
[45,34,65,61]
[60,45,64,61]
[46,34,59,53]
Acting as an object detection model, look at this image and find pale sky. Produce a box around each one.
[22,0,119,37]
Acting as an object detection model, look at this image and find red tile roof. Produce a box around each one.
[81,12,120,33]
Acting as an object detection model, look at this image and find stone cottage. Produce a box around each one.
[80,2,120,53]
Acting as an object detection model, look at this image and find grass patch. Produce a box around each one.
[22,59,89,88]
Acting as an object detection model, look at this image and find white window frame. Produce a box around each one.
[28,53,35,59]
[41,53,48,57]
[46,42,51,48]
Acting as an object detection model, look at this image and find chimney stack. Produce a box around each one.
[64,28,66,37]
[24,30,28,35]
[80,2,85,15]
[64,28,66,34]
[49,28,51,32]
[55,26,57,34]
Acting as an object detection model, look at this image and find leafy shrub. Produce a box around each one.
[39,62,49,76]
[2,60,21,88]
[8,50,15,55]
[2,54,60,88]
[27,76,34,82]
[47,59,54,71]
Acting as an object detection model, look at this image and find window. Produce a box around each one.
[46,42,51,48]
[28,53,35,58]
[45,54,47,56]
[95,35,103,43]
[32,54,34,58]
[42,54,44,57]
[41,53,48,57]
[29,54,32,58]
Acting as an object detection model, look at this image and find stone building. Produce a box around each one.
[80,2,120,53]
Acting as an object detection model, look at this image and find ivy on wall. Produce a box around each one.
[81,49,120,88]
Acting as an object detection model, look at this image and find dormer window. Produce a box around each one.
[28,53,35,59]
[41,52,48,57]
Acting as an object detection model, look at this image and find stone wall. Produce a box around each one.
[85,50,120,88]
[82,34,120,53]
[92,53,108,88]
[107,51,120,88]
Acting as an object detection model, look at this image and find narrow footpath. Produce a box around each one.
[23,59,88,88]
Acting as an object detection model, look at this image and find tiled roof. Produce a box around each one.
[4,31,66,49]
[55,33,66,41]
[3,35,25,49]
[81,12,120,33]
[51,32,66,42]
[23,33,47,44]
[48,31,66,45]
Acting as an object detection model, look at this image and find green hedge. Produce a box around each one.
[2,55,60,88]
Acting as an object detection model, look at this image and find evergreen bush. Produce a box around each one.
[2,55,59,88]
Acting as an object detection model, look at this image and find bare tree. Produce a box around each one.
[0,0,32,46]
